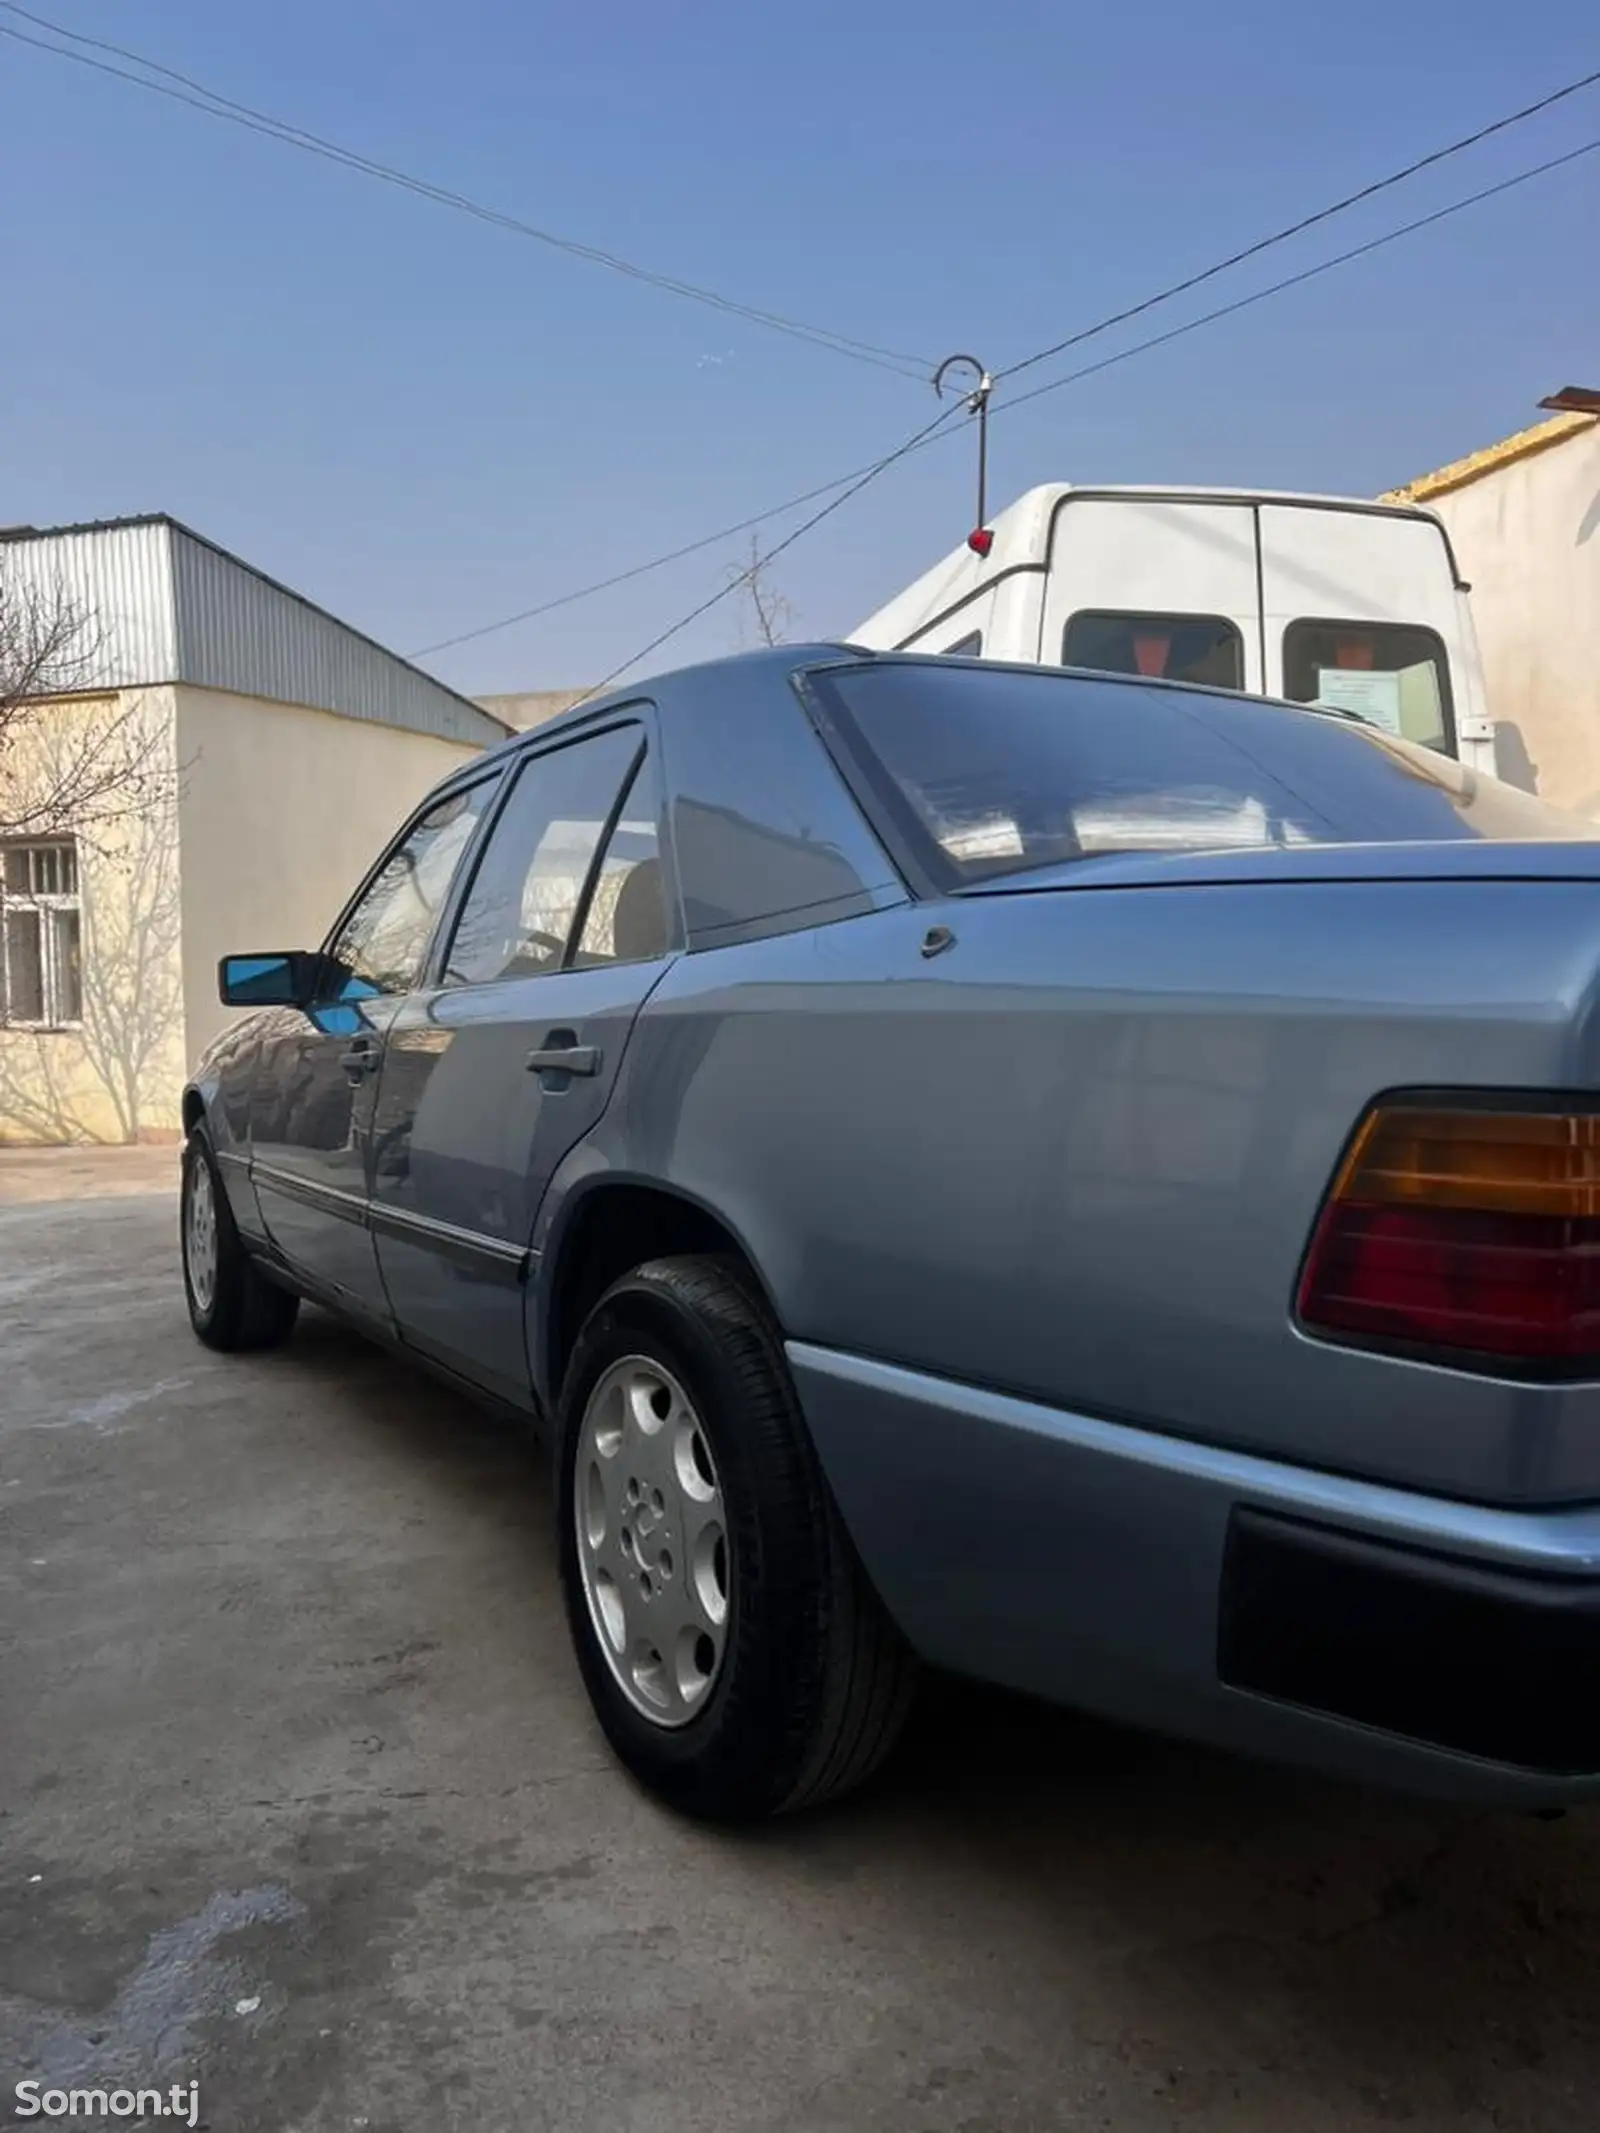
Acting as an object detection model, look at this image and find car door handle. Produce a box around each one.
[338,1038,380,1084]
[526,1039,601,1077]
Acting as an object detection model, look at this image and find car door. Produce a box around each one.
[368,717,673,1402]
[250,775,501,1316]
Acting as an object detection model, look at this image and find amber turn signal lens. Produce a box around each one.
[1330,1107,1600,1219]
[1299,1104,1600,1368]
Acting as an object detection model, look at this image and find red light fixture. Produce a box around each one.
[967,528,994,558]
[1297,1103,1600,1370]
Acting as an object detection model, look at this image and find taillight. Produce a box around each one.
[1296,1102,1600,1371]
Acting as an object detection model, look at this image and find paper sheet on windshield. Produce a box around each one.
[1314,667,1402,734]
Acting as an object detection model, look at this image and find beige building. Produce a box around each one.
[0,516,507,1144]
[1385,392,1600,811]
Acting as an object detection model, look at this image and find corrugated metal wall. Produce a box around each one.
[0,521,177,690]
[169,526,503,748]
[1,517,504,749]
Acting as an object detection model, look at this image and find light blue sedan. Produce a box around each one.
[181,648,1600,1820]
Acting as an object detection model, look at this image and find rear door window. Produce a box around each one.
[1063,611,1244,690]
[572,750,669,967]
[1282,619,1453,754]
[440,726,643,987]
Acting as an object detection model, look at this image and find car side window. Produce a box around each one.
[572,750,668,967]
[322,781,498,1001]
[441,726,643,988]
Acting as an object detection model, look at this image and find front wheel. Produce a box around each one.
[181,1129,299,1352]
[556,1255,915,1822]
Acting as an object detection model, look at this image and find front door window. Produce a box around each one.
[319,783,498,1023]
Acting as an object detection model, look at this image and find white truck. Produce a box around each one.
[850,483,1496,772]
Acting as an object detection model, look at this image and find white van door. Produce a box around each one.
[1258,504,1462,756]
[1041,496,1262,691]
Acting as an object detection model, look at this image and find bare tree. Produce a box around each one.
[0,758,184,1144]
[75,788,185,1142]
[0,572,173,846]
[727,535,797,650]
[0,569,185,1143]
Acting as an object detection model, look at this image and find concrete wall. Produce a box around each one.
[0,688,188,1145]
[1422,421,1600,812]
[175,686,482,1072]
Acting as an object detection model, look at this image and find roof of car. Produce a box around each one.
[442,641,1349,802]
[469,642,867,768]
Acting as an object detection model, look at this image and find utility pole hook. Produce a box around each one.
[932,354,994,546]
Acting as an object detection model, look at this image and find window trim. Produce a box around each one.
[1280,616,1457,756]
[426,714,670,993]
[791,664,952,903]
[1,838,83,1030]
[1061,608,1246,691]
[562,746,658,970]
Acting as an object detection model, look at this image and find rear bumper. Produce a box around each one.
[788,1342,1600,1806]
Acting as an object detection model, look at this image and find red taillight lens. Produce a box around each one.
[1297,1106,1600,1368]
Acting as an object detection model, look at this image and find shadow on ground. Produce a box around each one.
[5,1191,1597,2132]
[282,1310,1600,2129]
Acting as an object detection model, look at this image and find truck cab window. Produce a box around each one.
[1282,620,1453,755]
[1063,612,1243,690]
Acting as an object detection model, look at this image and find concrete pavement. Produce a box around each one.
[3,1152,1599,2132]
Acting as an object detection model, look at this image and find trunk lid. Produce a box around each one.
[958,839,1600,897]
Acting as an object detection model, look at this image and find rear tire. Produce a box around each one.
[181,1127,299,1353]
[556,1254,916,1822]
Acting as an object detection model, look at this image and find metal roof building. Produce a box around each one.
[0,515,508,748]
[0,512,509,1144]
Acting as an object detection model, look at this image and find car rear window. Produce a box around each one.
[813,660,1589,888]
[1063,610,1244,690]
[1282,619,1453,754]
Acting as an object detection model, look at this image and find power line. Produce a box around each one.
[409,462,882,656]
[25,0,1585,668]
[0,4,933,380]
[995,135,1600,418]
[573,402,966,699]
[407,130,1598,666]
[997,62,1600,382]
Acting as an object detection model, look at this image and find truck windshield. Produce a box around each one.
[814,660,1588,888]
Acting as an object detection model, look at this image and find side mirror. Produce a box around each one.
[218,952,321,1009]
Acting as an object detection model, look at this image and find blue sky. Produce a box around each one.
[1,0,1596,697]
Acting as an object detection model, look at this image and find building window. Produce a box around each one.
[1,841,83,1027]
